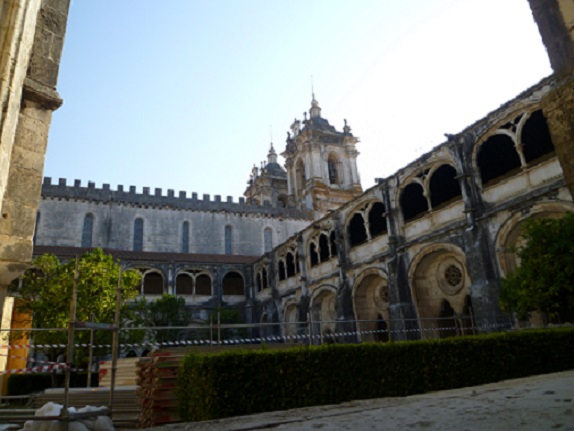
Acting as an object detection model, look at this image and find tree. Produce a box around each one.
[11,248,141,362]
[500,213,574,323]
[131,294,193,345]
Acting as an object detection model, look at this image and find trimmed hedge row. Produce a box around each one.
[178,328,574,421]
[7,372,99,396]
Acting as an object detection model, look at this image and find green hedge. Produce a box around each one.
[178,328,574,421]
[7,372,99,396]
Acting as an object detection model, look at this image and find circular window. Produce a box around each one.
[437,259,465,295]
[444,265,463,287]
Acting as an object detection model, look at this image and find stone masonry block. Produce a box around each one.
[10,145,44,173]
[28,54,60,87]
[44,0,71,16]
[5,168,42,207]
[0,200,36,238]
[39,6,66,36]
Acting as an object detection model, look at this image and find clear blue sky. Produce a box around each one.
[45,0,552,200]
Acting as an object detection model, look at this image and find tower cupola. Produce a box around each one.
[310,94,322,119]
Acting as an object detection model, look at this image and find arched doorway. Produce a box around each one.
[353,272,390,342]
[410,244,471,339]
[310,287,337,344]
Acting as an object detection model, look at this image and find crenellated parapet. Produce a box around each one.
[42,177,312,220]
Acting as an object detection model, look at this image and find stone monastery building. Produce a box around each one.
[34,76,573,338]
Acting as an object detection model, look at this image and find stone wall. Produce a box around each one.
[0,0,70,303]
[253,76,574,337]
[37,179,312,256]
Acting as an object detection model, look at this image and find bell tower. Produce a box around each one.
[282,95,362,216]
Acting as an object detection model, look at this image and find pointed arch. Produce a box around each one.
[296,158,306,197]
[429,164,462,209]
[400,182,428,223]
[477,134,521,186]
[327,153,340,185]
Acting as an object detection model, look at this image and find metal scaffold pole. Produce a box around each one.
[109,267,122,416]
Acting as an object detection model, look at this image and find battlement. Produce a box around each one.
[42,177,312,220]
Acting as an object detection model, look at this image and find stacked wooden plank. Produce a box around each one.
[136,344,300,428]
[136,349,184,428]
[30,386,140,429]
[99,357,140,387]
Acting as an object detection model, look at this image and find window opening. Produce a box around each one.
[81,213,94,248]
[522,110,555,164]
[133,218,144,251]
[429,165,462,209]
[182,221,189,253]
[400,183,428,222]
[319,233,330,262]
[175,273,193,295]
[225,225,233,255]
[477,134,521,186]
[264,228,273,253]
[195,274,211,295]
[143,272,163,295]
[222,272,244,295]
[348,213,368,247]
[368,202,387,238]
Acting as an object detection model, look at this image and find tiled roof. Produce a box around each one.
[33,246,260,265]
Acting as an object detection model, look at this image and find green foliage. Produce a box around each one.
[178,328,574,421]
[130,294,193,344]
[11,249,141,362]
[500,213,574,320]
[208,307,247,340]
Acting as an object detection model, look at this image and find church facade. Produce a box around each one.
[33,74,573,338]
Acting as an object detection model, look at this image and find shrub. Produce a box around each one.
[178,328,574,421]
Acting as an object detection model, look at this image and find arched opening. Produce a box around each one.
[521,110,555,165]
[400,183,428,223]
[81,213,94,248]
[175,273,193,295]
[348,212,367,247]
[319,233,330,262]
[368,202,387,238]
[278,260,286,281]
[311,289,337,344]
[438,299,457,338]
[329,231,338,258]
[256,273,262,292]
[477,134,521,186]
[309,242,319,267]
[278,195,288,208]
[284,304,298,337]
[195,274,211,296]
[327,154,339,185]
[411,247,470,338]
[286,252,296,278]
[224,225,233,255]
[460,295,475,335]
[296,159,306,197]
[353,274,390,342]
[264,228,273,253]
[133,218,144,252]
[429,165,462,209]
[181,221,189,253]
[143,272,163,295]
[261,267,268,290]
[222,272,244,295]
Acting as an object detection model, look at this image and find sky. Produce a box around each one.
[45,0,553,200]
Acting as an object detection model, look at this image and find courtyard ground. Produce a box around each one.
[148,369,574,431]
